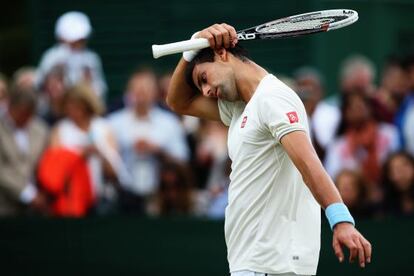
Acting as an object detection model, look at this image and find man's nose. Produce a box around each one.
[202,84,212,97]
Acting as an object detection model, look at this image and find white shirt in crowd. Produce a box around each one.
[218,75,320,275]
[108,107,189,196]
[36,43,107,98]
[311,101,341,148]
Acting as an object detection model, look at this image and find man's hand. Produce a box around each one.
[134,139,161,155]
[333,222,372,268]
[197,23,238,49]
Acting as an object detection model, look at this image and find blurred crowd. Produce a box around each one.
[0,11,413,219]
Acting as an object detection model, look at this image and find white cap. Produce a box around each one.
[55,11,92,42]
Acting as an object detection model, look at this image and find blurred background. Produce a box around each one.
[0,0,413,275]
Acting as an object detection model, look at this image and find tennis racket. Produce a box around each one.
[152,9,358,59]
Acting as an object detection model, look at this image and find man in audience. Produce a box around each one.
[108,68,189,213]
[0,87,49,216]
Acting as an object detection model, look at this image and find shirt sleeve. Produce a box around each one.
[217,99,233,126]
[258,92,306,142]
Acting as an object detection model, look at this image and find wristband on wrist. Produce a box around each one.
[183,31,201,62]
[325,202,355,230]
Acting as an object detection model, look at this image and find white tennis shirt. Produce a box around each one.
[218,74,321,275]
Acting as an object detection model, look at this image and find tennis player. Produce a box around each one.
[167,23,371,276]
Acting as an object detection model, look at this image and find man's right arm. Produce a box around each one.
[166,58,221,121]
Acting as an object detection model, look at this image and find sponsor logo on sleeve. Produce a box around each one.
[286,111,299,124]
[241,116,248,128]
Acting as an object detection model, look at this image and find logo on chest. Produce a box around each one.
[286,111,299,124]
[240,116,248,128]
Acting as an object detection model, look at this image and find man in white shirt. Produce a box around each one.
[108,69,189,213]
[167,23,371,276]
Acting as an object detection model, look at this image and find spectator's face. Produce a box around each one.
[381,65,409,98]
[44,71,65,99]
[389,155,414,192]
[127,73,157,111]
[192,59,238,101]
[344,94,370,125]
[65,98,90,122]
[9,105,34,128]
[67,39,87,51]
[15,71,36,91]
[337,172,360,208]
[342,67,374,95]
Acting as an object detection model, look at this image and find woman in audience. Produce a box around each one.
[43,83,120,215]
[325,92,399,203]
[382,151,414,217]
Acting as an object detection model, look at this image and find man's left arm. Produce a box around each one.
[280,130,372,268]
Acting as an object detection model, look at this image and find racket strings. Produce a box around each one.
[258,17,340,33]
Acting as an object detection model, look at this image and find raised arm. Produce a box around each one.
[281,130,372,268]
[167,58,220,121]
[166,23,238,121]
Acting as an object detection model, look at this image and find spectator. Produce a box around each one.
[374,56,409,123]
[340,55,377,97]
[0,86,49,216]
[382,151,414,217]
[36,11,107,98]
[294,67,340,159]
[47,83,119,213]
[0,73,9,111]
[148,160,195,216]
[324,92,399,197]
[335,169,371,218]
[108,68,189,214]
[12,66,37,92]
[37,66,66,125]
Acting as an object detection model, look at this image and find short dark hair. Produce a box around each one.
[185,45,249,91]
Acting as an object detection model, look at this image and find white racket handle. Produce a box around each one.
[152,38,210,59]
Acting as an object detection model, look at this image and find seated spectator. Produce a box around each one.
[382,151,414,217]
[335,169,372,218]
[108,68,189,214]
[46,83,119,214]
[37,66,66,125]
[148,160,195,216]
[340,55,377,97]
[374,56,409,123]
[325,92,399,198]
[36,11,107,98]
[0,86,49,216]
[12,66,37,92]
[193,120,228,190]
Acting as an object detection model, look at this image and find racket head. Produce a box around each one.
[238,9,358,39]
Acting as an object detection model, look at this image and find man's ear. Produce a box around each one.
[215,48,228,62]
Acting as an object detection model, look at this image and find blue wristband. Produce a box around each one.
[325,203,355,230]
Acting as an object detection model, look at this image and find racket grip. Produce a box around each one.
[152,38,210,59]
